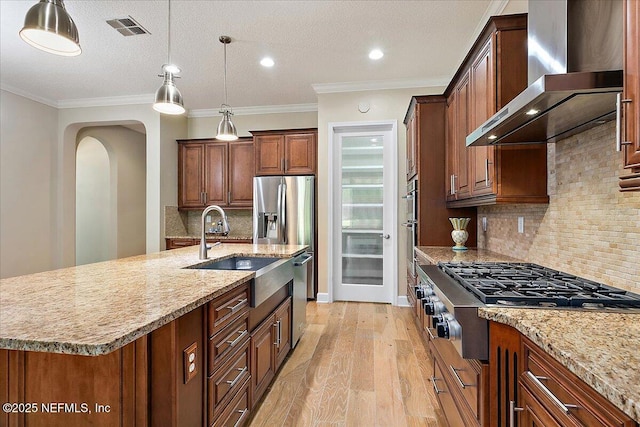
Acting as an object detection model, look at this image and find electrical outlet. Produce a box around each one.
[482,217,487,232]
[206,215,212,223]
[518,217,524,234]
[183,342,197,384]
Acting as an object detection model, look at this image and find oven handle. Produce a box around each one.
[401,220,417,227]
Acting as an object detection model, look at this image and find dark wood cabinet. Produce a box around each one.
[405,96,477,247]
[406,106,418,180]
[444,14,548,207]
[250,297,291,407]
[252,129,317,176]
[620,0,640,191]
[177,137,254,209]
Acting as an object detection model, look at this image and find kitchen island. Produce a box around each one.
[0,243,307,426]
[414,246,640,425]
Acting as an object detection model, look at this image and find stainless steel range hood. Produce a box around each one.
[467,0,623,146]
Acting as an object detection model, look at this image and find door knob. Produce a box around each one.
[380,234,390,239]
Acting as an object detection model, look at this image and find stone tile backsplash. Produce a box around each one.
[477,121,640,293]
[165,207,253,238]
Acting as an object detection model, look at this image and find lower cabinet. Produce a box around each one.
[250,297,292,406]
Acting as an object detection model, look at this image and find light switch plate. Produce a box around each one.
[517,217,524,234]
[183,342,197,384]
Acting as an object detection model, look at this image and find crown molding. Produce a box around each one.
[188,103,318,118]
[57,93,154,109]
[1,83,58,108]
[311,78,448,94]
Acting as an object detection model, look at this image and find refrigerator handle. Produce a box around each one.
[280,181,287,244]
[276,182,283,242]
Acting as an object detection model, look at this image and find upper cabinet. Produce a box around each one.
[620,0,640,191]
[251,129,317,176]
[177,137,254,209]
[445,14,549,207]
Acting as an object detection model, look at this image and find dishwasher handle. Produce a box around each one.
[294,254,313,266]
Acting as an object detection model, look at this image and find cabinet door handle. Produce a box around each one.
[485,159,492,187]
[425,326,436,340]
[228,191,231,204]
[277,319,282,347]
[525,371,578,414]
[450,175,457,195]
[431,376,443,394]
[449,365,474,388]
[225,366,248,388]
[281,158,285,171]
[225,298,247,314]
[616,93,633,152]
[226,329,248,347]
[509,400,524,427]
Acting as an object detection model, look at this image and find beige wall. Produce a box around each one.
[188,111,318,139]
[76,126,147,261]
[316,87,444,300]
[478,122,640,293]
[0,90,58,278]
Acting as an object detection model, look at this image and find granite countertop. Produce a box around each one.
[0,243,307,356]
[414,247,639,422]
[166,234,253,240]
[480,308,640,423]
[415,246,522,264]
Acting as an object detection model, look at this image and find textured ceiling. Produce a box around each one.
[0,0,515,113]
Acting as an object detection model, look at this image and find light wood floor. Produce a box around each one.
[248,301,446,427]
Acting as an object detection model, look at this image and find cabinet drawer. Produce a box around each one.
[431,337,480,420]
[209,284,250,335]
[522,339,635,427]
[211,376,250,427]
[208,341,250,422]
[209,312,250,376]
[433,358,466,427]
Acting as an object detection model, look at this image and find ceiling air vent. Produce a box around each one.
[106,16,151,37]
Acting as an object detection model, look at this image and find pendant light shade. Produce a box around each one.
[19,0,81,56]
[153,0,185,115]
[153,68,185,115]
[216,36,238,141]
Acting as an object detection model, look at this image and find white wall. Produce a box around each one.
[76,126,147,260]
[317,87,444,298]
[188,111,318,139]
[0,90,58,278]
[76,137,112,265]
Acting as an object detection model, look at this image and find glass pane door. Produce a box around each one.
[341,135,384,286]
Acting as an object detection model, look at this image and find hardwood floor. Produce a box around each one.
[248,302,446,427]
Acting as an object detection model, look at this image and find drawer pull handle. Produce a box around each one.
[425,326,436,340]
[525,371,578,414]
[226,329,248,347]
[431,376,443,394]
[450,365,474,389]
[233,408,249,427]
[225,298,248,313]
[226,366,248,388]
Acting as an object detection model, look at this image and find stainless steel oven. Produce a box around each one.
[402,180,418,278]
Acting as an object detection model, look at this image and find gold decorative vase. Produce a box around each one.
[449,217,471,251]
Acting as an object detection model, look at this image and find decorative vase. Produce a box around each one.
[449,217,471,251]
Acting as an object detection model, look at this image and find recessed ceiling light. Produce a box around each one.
[369,49,384,60]
[488,135,498,140]
[260,57,274,67]
[525,108,540,116]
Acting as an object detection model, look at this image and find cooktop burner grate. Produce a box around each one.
[438,262,640,308]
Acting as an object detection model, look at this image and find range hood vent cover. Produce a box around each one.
[467,0,623,147]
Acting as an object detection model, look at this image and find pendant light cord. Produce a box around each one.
[167,0,172,65]
[223,41,228,107]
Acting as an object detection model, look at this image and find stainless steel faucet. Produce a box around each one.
[199,205,231,260]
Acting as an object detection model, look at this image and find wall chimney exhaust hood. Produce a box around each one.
[467,0,623,147]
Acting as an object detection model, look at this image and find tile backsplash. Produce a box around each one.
[165,206,253,237]
[478,121,640,293]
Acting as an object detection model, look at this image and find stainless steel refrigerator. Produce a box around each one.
[253,175,314,347]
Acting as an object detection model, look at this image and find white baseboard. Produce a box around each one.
[315,293,330,303]
[396,295,410,307]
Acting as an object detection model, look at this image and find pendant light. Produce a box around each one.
[153,0,185,115]
[216,36,238,141]
[19,0,81,56]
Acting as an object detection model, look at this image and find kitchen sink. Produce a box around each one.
[193,256,281,271]
[187,256,293,307]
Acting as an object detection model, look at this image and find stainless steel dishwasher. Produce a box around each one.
[292,252,312,347]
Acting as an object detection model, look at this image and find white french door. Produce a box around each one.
[330,121,397,303]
